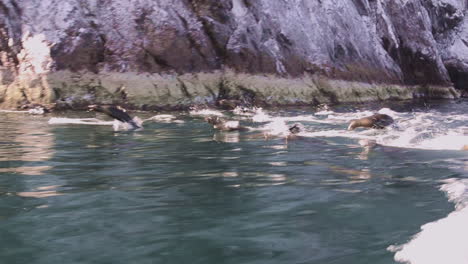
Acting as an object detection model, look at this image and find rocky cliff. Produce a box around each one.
[0,0,466,110]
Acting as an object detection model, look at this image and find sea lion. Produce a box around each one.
[288,123,302,134]
[282,123,303,142]
[88,105,141,129]
[348,114,394,130]
[205,116,247,131]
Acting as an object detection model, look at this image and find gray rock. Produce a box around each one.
[0,0,466,109]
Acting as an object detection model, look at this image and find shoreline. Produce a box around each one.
[0,70,460,111]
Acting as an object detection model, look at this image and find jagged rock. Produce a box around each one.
[0,0,466,109]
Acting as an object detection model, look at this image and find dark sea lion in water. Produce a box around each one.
[88,105,141,129]
[288,123,302,134]
[348,114,394,130]
[284,123,304,141]
[205,116,247,131]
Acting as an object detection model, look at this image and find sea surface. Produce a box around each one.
[0,99,467,264]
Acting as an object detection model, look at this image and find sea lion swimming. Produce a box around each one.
[288,123,302,134]
[88,105,142,129]
[348,114,394,130]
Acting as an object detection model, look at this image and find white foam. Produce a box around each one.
[285,108,468,151]
[49,117,142,131]
[0,110,29,113]
[378,107,398,116]
[28,107,45,115]
[224,120,240,129]
[314,110,334,115]
[112,117,143,131]
[257,119,296,137]
[390,179,468,264]
[414,135,468,151]
[326,111,375,122]
[232,106,259,116]
[144,114,178,123]
[189,109,224,117]
[252,111,342,124]
[145,114,176,121]
[252,108,272,122]
[441,179,468,209]
[48,117,113,125]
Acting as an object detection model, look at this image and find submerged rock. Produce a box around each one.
[0,0,466,109]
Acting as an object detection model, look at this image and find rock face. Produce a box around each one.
[0,0,466,109]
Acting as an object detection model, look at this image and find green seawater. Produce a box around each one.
[0,100,467,264]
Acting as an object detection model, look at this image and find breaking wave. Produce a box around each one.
[48,117,114,126]
[389,178,468,264]
[250,107,468,151]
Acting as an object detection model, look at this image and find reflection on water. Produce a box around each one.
[213,131,241,143]
[0,166,53,176]
[16,191,60,199]
[0,100,467,264]
[0,114,55,176]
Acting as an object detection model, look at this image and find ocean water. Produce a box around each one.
[0,99,467,264]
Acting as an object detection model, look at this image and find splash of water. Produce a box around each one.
[189,108,224,117]
[112,117,143,131]
[0,110,29,113]
[261,107,468,151]
[251,108,271,122]
[48,117,113,125]
[49,117,143,131]
[389,178,468,264]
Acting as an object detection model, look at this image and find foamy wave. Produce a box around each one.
[252,108,272,122]
[256,119,304,137]
[286,108,468,151]
[49,117,143,131]
[301,130,375,140]
[48,117,113,125]
[412,135,468,151]
[232,106,261,116]
[263,119,291,136]
[253,113,345,125]
[390,179,468,264]
[378,107,399,116]
[189,109,224,117]
[314,110,334,115]
[144,114,178,123]
[441,179,468,209]
[112,117,143,131]
[0,110,29,113]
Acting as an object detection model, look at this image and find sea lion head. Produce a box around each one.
[289,123,303,134]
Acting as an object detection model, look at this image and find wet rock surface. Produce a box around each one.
[0,0,467,109]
